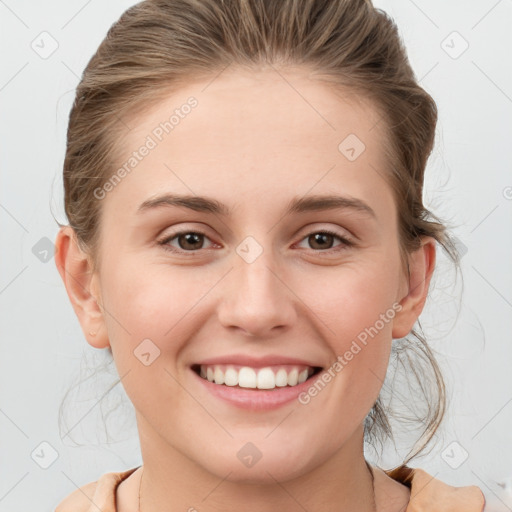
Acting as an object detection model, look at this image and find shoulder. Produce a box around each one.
[371,464,411,512]
[375,464,486,512]
[55,480,99,512]
[54,467,140,512]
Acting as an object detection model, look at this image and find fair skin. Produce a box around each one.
[55,67,435,512]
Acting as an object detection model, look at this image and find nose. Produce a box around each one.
[217,246,297,338]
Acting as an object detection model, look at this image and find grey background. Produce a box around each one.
[0,0,511,510]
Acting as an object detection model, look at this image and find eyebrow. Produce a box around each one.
[137,193,377,219]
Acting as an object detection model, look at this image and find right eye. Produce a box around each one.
[158,230,216,254]
[296,229,354,253]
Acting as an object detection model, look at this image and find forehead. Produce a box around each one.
[104,67,393,220]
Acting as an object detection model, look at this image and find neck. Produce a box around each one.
[136,417,377,512]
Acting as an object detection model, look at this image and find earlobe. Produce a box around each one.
[391,237,437,339]
[54,226,109,349]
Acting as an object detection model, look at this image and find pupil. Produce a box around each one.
[181,233,202,250]
[312,233,332,249]
[177,233,333,251]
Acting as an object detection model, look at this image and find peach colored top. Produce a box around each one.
[55,464,487,512]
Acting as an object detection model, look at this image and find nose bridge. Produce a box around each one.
[217,236,296,336]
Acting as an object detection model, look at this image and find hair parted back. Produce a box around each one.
[60,0,461,466]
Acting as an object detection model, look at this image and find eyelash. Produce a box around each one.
[157,229,354,255]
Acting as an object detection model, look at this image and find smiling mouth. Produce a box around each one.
[191,364,323,390]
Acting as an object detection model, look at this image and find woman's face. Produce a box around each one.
[59,67,434,483]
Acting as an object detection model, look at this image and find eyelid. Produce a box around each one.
[157,224,355,254]
[158,229,217,252]
[293,228,354,252]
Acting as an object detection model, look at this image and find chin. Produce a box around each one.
[194,443,318,485]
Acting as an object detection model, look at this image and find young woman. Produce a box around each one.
[54,0,488,510]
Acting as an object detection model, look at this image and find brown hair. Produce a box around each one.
[60,0,461,466]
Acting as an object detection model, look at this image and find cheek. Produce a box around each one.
[100,261,200,333]
[310,264,398,385]
[98,266,196,415]
[98,261,217,377]
[314,263,399,336]
[307,285,396,436]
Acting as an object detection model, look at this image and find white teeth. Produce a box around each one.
[224,367,238,386]
[239,367,257,388]
[214,367,224,385]
[298,369,308,383]
[275,368,288,387]
[197,364,316,390]
[256,368,275,389]
[287,369,298,386]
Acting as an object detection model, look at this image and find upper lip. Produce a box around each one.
[192,354,323,368]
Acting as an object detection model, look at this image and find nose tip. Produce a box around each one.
[217,256,296,338]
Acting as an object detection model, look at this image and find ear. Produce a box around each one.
[54,226,109,349]
[392,236,436,339]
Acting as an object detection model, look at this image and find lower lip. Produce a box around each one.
[190,367,323,411]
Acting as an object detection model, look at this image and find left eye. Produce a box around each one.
[295,230,353,252]
[158,229,353,254]
[159,231,215,252]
